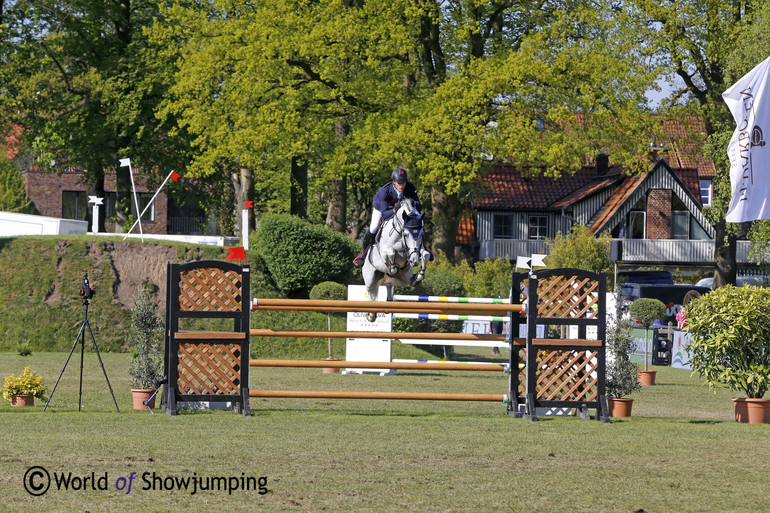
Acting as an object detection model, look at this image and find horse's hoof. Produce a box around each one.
[366,312,377,323]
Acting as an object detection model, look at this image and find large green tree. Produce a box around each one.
[629,0,762,287]
[0,0,186,230]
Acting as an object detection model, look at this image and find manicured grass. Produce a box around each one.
[1,353,768,512]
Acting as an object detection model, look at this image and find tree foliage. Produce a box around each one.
[0,153,31,213]
[251,214,358,296]
[545,224,612,275]
[686,285,770,398]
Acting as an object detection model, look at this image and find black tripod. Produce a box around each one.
[44,278,119,412]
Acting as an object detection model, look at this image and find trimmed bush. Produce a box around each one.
[309,281,348,301]
[686,286,770,399]
[251,214,358,297]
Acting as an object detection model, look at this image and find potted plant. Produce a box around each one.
[685,285,770,423]
[628,298,666,385]
[127,287,164,409]
[309,281,348,373]
[606,291,641,417]
[2,366,47,406]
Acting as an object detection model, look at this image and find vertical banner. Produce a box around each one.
[723,55,770,222]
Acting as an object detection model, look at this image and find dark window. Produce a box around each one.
[629,211,645,239]
[493,214,513,239]
[690,217,711,240]
[104,192,155,221]
[528,215,547,240]
[62,191,88,221]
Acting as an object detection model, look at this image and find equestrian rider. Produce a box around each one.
[353,167,422,267]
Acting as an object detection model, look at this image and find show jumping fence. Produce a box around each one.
[163,261,607,421]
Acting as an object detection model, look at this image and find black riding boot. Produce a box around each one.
[353,230,375,267]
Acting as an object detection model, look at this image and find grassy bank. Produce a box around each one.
[0,353,767,512]
[0,236,222,352]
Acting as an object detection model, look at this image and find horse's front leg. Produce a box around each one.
[410,249,430,286]
[383,247,399,275]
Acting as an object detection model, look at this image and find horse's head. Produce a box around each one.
[399,206,424,267]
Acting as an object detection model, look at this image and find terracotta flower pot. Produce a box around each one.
[10,394,34,407]
[322,358,341,374]
[637,369,657,386]
[733,398,770,424]
[607,397,633,418]
[131,388,156,410]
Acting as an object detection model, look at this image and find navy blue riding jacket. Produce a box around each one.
[373,181,422,222]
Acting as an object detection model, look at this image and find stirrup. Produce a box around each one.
[353,253,365,267]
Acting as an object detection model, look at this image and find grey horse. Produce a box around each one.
[361,198,431,322]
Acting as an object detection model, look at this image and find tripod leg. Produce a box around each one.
[86,319,120,413]
[44,319,87,412]
[79,323,85,412]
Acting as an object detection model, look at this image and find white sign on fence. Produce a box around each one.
[345,285,394,375]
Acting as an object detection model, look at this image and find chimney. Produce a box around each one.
[596,152,609,175]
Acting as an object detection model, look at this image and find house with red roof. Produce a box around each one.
[456,117,760,269]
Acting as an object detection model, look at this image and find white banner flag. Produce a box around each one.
[530,253,547,268]
[515,256,531,270]
[119,158,131,167]
[723,56,770,222]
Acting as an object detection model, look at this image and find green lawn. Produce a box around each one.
[1,352,767,512]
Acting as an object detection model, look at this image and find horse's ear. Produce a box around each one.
[401,209,409,222]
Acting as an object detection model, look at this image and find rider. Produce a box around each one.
[353,167,422,267]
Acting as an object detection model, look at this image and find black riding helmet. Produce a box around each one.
[391,167,408,183]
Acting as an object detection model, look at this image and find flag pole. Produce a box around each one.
[119,158,144,242]
[123,169,178,240]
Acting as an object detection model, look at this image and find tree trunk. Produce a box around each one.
[231,166,252,236]
[326,120,348,233]
[713,219,749,288]
[430,186,461,263]
[290,156,307,218]
[325,177,347,232]
[115,165,132,230]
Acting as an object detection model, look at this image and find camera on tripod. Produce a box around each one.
[79,274,95,301]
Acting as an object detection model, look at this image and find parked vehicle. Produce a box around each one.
[695,276,768,289]
[620,283,711,325]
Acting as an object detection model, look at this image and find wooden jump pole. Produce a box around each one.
[249,359,507,372]
[250,329,507,341]
[249,390,508,402]
[251,298,522,315]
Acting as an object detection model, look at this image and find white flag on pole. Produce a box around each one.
[723,56,770,222]
[530,253,547,268]
[515,256,531,270]
[119,158,131,167]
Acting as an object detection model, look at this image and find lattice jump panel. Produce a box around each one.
[534,349,598,402]
[177,343,242,396]
[536,275,599,320]
[179,268,243,312]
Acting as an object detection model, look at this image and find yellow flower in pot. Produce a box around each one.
[2,366,47,406]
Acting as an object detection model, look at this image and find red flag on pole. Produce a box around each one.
[225,247,245,261]
[245,200,253,208]
[171,171,181,182]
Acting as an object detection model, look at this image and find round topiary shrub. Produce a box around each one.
[309,281,348,301]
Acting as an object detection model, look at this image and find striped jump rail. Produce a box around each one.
[249,390,508,402]
[250,329,507,342]
[250,359,508,372]
[251,298,522,315]
[392,313,508,322]
[392,295,509,304]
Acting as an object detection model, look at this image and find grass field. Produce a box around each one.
[1,351,768,512]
